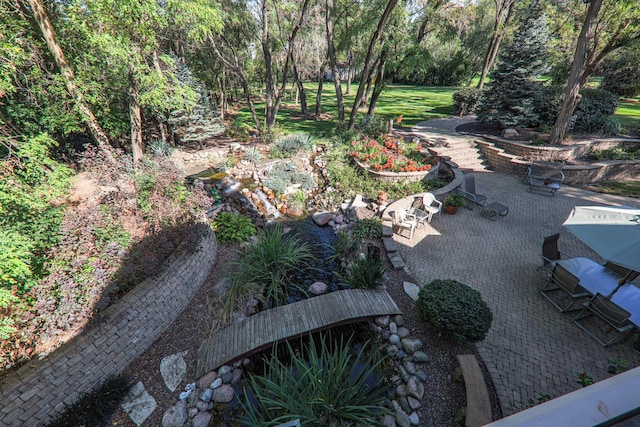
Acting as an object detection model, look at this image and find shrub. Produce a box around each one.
[262,161,313,195]
[148,139,174,157]
[237,333,392,427]
[271,133,313,158]
[338,253,386,290]
[243,147,264,165]
[329,230,362,270]
[574,88,619,132]
[211,212,256,243]
[453,88,482,116]
[417,279,493,341]
[600,51,640,97]
[353,218,382,240]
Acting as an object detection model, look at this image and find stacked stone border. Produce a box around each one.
[474,136,640,185]
[0,224,217,426]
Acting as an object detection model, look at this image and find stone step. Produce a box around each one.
[383,237,398,253]
[388,254,406,270]
[382,222,394,237]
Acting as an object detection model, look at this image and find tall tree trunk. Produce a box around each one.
[26,0,114,162]
[367,48,388,118]
[291,52,308,115]
[549,0,603,145]
[261,0,275,127]
[316,65,324,118]
[269,0,311,126]
[346,51,353,95]
[363,57,381,108]
[348,0,398,130]
[326,0,344,122]
[477,0,516,90]
[128,66,143,164]
[208,36,261,131]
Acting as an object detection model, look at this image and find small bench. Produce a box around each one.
[523,161,564,196]
[456,354,492,427]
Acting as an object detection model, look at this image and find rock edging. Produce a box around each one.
[0,224,217,426]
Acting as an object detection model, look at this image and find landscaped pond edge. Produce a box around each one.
[0,224,217,426]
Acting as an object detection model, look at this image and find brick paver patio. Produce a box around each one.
[398,118,640,415]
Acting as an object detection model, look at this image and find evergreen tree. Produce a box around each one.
[476,5,549,128]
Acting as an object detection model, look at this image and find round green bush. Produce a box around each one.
[211,212,256,243]
[417,279,493,342]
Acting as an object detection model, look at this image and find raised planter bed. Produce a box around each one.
[355,159,440,184]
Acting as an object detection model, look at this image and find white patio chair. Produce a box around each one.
[392,208,418,240]
[422,192,443,223]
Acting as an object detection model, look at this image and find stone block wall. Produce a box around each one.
[0,225,217,426]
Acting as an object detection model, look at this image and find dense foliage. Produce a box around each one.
[417,279,493,342]
[237,333,392,426]
[211,212,257,243]
[453,88,483,116]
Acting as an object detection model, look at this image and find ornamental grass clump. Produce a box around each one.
[347,136,434,173]
[236,333,392,427]
[417,279,493,342]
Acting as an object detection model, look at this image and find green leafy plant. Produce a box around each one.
[607,357,628,375]
[243,147,264,165]
[353,218,382,240]
[223,224,313,318]
[337,253,386,290]
[575,372,594,387]
[444,193,466,208]
[237,333,392,427]
[148,138,174,157]
[211,212,257,243]
[453,87,483,116]
[417,279,493,341]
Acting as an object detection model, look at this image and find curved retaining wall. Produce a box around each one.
[0,224,217,426]
[476,139,640,185]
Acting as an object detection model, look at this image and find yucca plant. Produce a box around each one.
[236,333,392,427]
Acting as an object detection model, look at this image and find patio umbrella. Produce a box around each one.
[562,206,640,278]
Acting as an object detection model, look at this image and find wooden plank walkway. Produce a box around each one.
[197,289,401,376]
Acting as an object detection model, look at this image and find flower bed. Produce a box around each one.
[348,137,439,183]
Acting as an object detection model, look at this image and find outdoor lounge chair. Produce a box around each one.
[392,208,418,240]
[541,233,564,271]
[572,293,636,347]
[524,161,565,196]
[539,263,590,312]
[458,175,487,209]
[603,261,640,283]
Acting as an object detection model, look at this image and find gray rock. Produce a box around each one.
[213,384,235,403]
[387,345,399,356]
[389,334,401,345]
[396,384,407,397]
[397,327,411,339]
[160,351,189,392]
[399,396,411,413]
[198,371,219,389]
[394,315,404,327]
[389,322,398,334]
[404,361,417,375]
[376,316,390,327]
[122,381,157,426]
[161,401,187,427]
[403,282,420,301]
[409,412,420,426]
[200,388,213,403]
[218,365,232,376]
[502,128,519,138]
[308,281,329,295]
[412,351,430,363]
[406,376,425,400]
[192,412,212,427]
[401,338,423,354]
[350,194,367,208]
[408,396,421,410]
[396,350,406,360]
[221,371,233,384]
[381,329,391,340]
[312,211,333,226]
[415,371,428,382]
[395,408,411,427]
[231,368,243,384]
[195,400,208,411]
[382,414,397,427]
[188,407,198,418]
[210,378,223,389]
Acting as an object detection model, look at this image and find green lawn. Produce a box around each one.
[232,83,640,137]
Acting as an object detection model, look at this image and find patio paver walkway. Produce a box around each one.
[399,117,640,415]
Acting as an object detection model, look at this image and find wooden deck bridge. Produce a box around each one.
[197,289,401,376]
